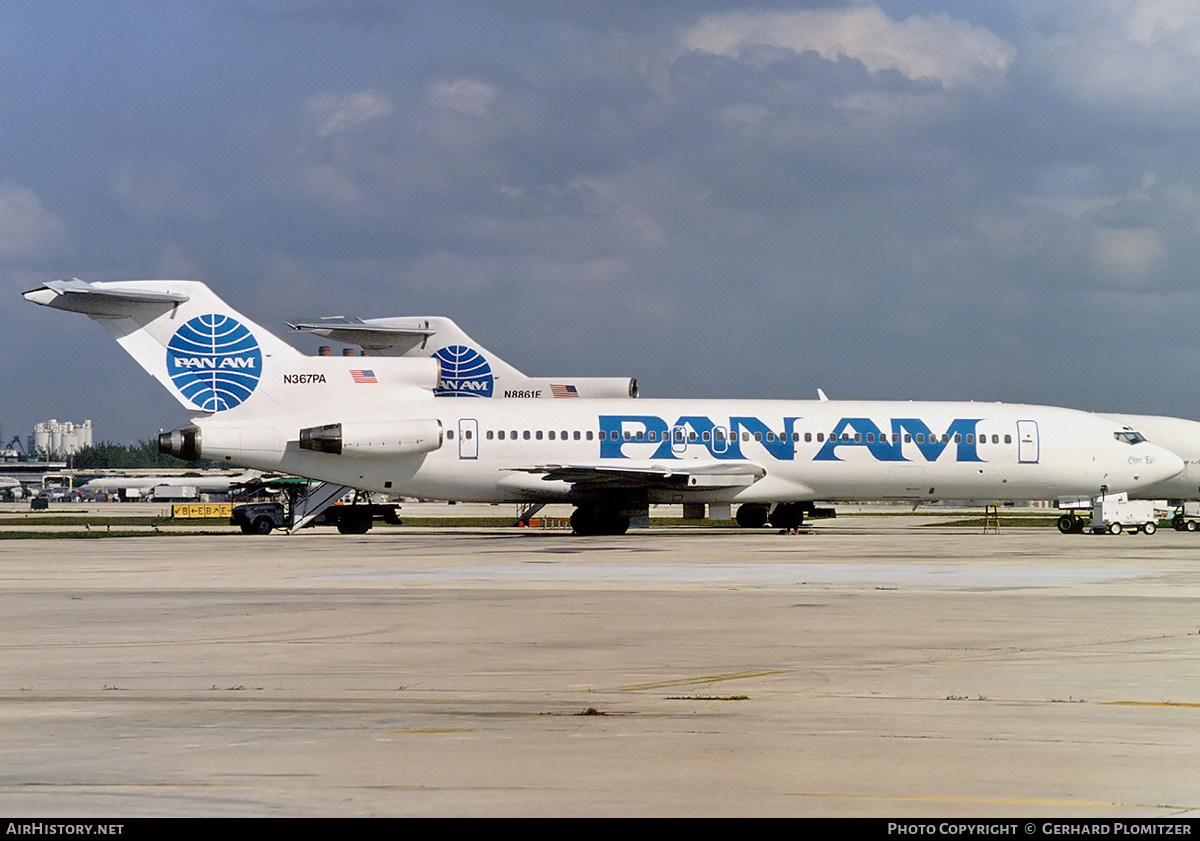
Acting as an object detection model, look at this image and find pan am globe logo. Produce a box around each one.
[166,314,263,411]
[433,345,494,397]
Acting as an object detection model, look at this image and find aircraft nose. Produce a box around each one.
[1139,444,1185,487]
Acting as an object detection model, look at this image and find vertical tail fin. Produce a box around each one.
[24,280,441,425]
[24,279,303,414]
[26,279,445,471]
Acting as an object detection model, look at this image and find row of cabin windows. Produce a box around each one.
[445,428,1016,445]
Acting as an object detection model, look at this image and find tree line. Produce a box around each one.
[62,440,215,470]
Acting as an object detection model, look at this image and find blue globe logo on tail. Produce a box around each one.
[433,345,493,397]
[166,315,263,411]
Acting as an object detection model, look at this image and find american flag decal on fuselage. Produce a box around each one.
[551,383,579,398]
[350,369,377,384]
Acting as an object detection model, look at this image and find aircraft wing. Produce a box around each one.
[506,460,768,492]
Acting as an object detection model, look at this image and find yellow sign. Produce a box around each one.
[172,503,233,519]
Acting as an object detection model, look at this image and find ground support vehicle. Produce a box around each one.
[1056,493,1167,535]
[231,485,401,535]
[230,501,288,535]
[1169,501,1200,532]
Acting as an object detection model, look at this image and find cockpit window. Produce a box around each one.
[1114,430,1147,445]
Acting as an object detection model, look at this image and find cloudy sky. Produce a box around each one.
[5,0,1200,445]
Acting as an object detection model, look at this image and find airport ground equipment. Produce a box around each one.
[150,485,198,502]
[231,481,400,535]
[1089,495,1163,534]
[515,502,546,527]
[1056,495,1094,533]
[1169,501,1200,531]
[1056,493,1165,535]
[230,501,287,534]
[1057,493,1168,535]
[288,480,355,532]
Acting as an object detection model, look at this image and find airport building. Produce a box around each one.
[30,418,93,456]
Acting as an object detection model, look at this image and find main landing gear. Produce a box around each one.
[736,502,820,530]
[736,503,769,528]
[768,502,807,530]
[570,504,631,536]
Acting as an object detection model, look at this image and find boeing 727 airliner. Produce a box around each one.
[23,279,1184,534]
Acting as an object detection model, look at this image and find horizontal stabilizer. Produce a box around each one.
[289,317,437,355]
[292,313,639,399]
[24,279,189,316]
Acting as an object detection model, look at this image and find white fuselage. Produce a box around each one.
[197,396,1182,504]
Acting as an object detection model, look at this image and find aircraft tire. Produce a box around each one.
[600,511,630,535]
[571,506,630,536]
[736,503,769,529]
[337,513,372,535]
[570,507,595,535]
[769,502,804,530]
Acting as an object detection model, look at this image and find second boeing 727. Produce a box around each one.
[23,279,1184,534]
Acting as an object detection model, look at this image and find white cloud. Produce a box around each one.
[1091,226,1166,284]
[1023,0,1200,107]
[258,90,399,210]
[307,89,393,136]
[429,79,498,116]
[681,4,1014,90]
[0,184,70,260]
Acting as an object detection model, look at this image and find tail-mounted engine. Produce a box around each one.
[298,419,443,456]
[158,425,202,461]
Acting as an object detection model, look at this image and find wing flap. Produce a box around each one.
[507,460,767,492]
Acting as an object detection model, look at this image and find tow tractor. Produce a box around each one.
[1168,501,1200,532]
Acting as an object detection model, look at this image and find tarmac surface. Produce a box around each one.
[2,507,1199,817]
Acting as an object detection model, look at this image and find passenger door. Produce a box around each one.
[458,418,479,459]
[1017,420,1039,464]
